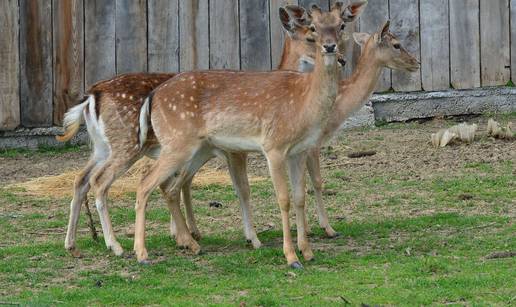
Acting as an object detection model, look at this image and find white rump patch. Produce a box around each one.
[139,97,151,148]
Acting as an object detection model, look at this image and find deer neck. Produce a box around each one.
[277,36,304,70]
[303,49,340,127]
[326,45,383,135]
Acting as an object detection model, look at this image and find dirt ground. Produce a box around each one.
[1,115,514,186]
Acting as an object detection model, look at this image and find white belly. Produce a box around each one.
[209,136,262,152]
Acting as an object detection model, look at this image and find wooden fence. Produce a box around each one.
[0,0,513,130]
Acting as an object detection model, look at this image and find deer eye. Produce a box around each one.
[393,43,401,49]
[309,25,316,32]
[340,24,345,31]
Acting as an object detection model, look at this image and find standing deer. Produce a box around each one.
[137,18,419,267]
[135,3,354,268]
[59,5,354,257]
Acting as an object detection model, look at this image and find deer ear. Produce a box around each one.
[279,7,294,34]
[310,4,322,18]
[341,0,368,23]
[379,20,390,39]
[353,32,370,48]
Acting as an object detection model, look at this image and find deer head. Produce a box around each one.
[353,21,420,72]
[280,1,367,71]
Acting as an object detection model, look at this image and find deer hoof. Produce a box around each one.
[289,261,304,270]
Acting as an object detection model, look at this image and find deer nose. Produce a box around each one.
[323,44,336,53]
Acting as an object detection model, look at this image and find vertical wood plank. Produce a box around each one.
[298,0,329,11]
[450,0,480,89]
[240,0,271,71]
[359,0,391,92]
[390,0,421,92]
[269,0,298,69]
[209,0,240,69]
[0,0,20,130]
[148,0,179,72]
[512,0,516,83]
[179,0,209,71]
[20,0,53,127]
[85,0,116,88]
[480,0,510,86]
[420,0,450,91]
[53,0,84,125]
[116,0,147,74]
[341,22,361,79]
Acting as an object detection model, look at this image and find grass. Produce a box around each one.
[0,118,515,305]
[0,143,83,158]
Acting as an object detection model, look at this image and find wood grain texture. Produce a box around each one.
[270,0,299,69]
[480,0,510,86]
[420,0,450,91]
[0,0,20,130]
[450,0,480,89]
[209,0,240,69]
[179,0,210,71]
[53,0,84,125]
[390,0,421,92]
[148,0,179,72]
[20,0,53,127]
[240,0,271,70]
[359,0,391,92]
[116,0,147,74]
[511,0,516,83]
[85,0,116,88]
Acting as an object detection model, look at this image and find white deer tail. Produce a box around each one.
[56,96,92,142]
[139,95,151,148]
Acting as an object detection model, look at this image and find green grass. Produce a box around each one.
[0,117,515,305]
[0,143,83,158]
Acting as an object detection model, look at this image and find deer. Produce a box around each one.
[58,4,361,257]
[134,3,358,268]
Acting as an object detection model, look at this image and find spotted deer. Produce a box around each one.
[59,5,337,257]
[134,3,357,268]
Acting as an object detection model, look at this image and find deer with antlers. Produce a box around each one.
[59,3,363,257]
[136,18,419,267]
[134,3,360,268]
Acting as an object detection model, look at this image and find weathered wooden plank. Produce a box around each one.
[450,0,480,89]
[116,0,147,73]
[480,0,510,86]
[0,0,20,130]
[209,0,240,69]
[84,0,116,88]
[390,0,421,92]
[420,0,450,91]
[240,0,271,71]
[359,0,391,92]
[179,0,210,71]
[269,0,299,69]
[511,0,516,83]
[53,0,84,125]
[148,0,179,72]
[298,0,329,11]
[20,0,53,127]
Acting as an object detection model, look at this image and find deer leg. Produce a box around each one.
[266,149,301,269]
[181,177,201,241]
[161,176,201,254]
[288,152,314,261]
[166,146,215,239]
[307,149,339,238]
[64,157,99,255]
[90,158,132,256]
[134,146,198,263]
[226,152,261,249]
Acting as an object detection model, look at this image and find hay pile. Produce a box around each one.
[8,158,266,199]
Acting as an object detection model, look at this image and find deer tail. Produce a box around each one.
[55,95,92,142]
